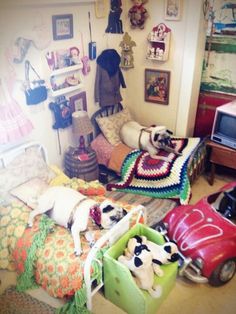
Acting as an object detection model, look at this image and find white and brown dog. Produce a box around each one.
[128,235,180,277]
[118,237,162,298]
[120,120,181,161]
[27,186,127,256]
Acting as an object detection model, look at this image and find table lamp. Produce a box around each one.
[72,110,93,153]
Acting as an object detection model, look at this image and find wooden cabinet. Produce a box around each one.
[194,91,236,137]
[206,140,236,185]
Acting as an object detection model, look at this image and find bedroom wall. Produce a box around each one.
[0,0,206,166]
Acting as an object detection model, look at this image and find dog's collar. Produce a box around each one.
[90,204,101,227]
[68,196,88,226]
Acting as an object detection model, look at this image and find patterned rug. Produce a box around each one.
[105,188,177,226]
[0,286,55,314]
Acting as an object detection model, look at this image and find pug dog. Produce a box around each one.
[27,186,127,256]
[120,120,181,161]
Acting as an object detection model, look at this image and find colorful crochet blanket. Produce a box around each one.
[107,138,201,205]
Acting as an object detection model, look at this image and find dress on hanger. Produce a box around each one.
[0,80,33,144]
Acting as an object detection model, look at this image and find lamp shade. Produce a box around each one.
[72,110,93,136]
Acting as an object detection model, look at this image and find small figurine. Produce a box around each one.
[106,0,123,34]
[128,0,148,29]
[119,32,136,68]
[69,46,80,65]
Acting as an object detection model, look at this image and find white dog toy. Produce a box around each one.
[129,235,180,277]
[27,186,127,256]
[118,237,162,298]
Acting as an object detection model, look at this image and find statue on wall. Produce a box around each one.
[105,0,124,34]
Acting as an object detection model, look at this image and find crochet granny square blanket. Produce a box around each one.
[107,138,201,205]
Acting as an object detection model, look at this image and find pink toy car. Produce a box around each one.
[155,181,236,286]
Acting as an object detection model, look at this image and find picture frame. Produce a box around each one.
[69,91,87,113]
[52,14,73,40]
[164,0,181,21]
[145,69,170,105]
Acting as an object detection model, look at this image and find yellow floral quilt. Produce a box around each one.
[0,176,134,299]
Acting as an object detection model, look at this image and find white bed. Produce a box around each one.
[0,141,146,312]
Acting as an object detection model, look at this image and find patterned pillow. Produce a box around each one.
[91,134,113,166]
[96,107,132,145]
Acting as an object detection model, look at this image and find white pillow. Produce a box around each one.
[10,177,49,209]
[96,107,132,145]
[0,147,55,202]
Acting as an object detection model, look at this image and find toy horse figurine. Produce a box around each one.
[106,0,124,34]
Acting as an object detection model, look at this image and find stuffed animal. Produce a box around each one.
[127,235,180,277]
[118,237,162,298]
[128,0,148,29]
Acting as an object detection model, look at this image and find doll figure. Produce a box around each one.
[69,47,80,65]
[128,0,148,29]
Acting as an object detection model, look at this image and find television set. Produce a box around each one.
[211,100,236,150]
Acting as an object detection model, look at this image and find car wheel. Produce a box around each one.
[209,258,236,286]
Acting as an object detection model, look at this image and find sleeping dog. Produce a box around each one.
[27,186,127,256]
[120,120,181,161]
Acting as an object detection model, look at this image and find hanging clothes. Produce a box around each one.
[94,49,126,107]
[0,79,33,144]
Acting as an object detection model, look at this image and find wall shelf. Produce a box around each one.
[146,23,171,62]
[47,46,84,98]
[50,64,83,76]
[50,83,83,97]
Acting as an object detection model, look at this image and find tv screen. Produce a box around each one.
[217,113,236,139]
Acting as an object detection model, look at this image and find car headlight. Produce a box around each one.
[193,257,204,270]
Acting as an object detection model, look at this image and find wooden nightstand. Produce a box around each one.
[206,140,236,185]
[64,146,99,181]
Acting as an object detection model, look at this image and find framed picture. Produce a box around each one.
[52,14,73,40]
[145,69,170,105]
[69,91,87,112]
[164,0,181,20]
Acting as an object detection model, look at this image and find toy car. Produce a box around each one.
[154,181,236,286]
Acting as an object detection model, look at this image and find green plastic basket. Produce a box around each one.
[104,224,178,314]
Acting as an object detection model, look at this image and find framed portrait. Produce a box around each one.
[164,0,181,21]
[145,69,170,105]
[69,91,87,113]
[52,14,73,40]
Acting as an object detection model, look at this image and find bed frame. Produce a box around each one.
[91,103,123,183]
[0,141,48,168]
[90,103,206,184]
[0,141,146,311]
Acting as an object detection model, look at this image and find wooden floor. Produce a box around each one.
[1,172,236,314]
